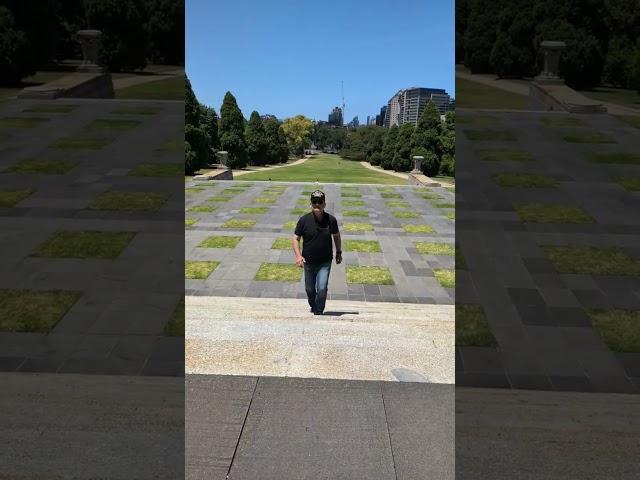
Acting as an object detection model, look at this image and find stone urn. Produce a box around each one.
[411,156,424,174]
[77,29,104,73]
[217,151,229,170]
[535,41,566,84]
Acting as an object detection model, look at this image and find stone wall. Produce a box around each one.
[408,172,440,187]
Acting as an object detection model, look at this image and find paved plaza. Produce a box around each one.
[456,109,640,393]
[0,98,184,376]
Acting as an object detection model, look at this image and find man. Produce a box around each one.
[292,190,342,315]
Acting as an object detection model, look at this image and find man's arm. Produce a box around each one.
[333,232,342,264]
[292,235,305,267]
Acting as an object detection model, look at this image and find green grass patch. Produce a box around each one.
[189,204,217,213]
[456,78,529,109]
[164,299,184,336]
[446,186,455,193]
[51,138,110,150]
[0,116,48,128]
[344,240,381,253]
[207,195,233,202]
[433,202,455,209]
[185,260,219,279]
[0,188,35,207]
[23,104,76,113]
[614,176,640,191]
[253,197,277,204]
[0,289,81,333]
[341,192,362,198]
[445,211,455,220]
[116,76,185,100]
[271,237,294,250]
[456,305,496,347]
[492,173,558,188]
[302,187,325,194]
[346,266,394,285]
[86,118,140,133]
[90,191,168,212]
[255,263,302,282]
[343,210,369,217]
[33,231,135,259]
[402,224,434,233]
[198,236,242,248]
[110,105,161,115]
[418,191,442,200]
[416,242,454,255]
[562,131,616,144]
[185,218,198,227]
[588,153,640,164]
[381,192,402,198]
[457,114,499,126]
[4,158,77,175]
[283,221,297,230]
[290,208,308,215]
[616,115,640,129]
[239,153,404,184]
[393,211,420,218]
[341,200,366,207]
[223,219,256,229]
[129,163,182,177]
[241,207,268,214]
[456,245,467,269]
[581,88,640,110]
[589,309,640,352]
[464,129,516,142]
[434,269,455,288]
[542,245,640,276]
[514,203,594,224]
[386,201,411,208]
[541,116,587,128]
[158,139,183,152]
[185,187,205,194]
[222,188,247,195]
[344,222,374,232]
[478,149,534,162]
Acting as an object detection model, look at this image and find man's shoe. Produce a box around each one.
[314,311,323,315]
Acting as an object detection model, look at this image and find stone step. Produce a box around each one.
[186,296,455,384]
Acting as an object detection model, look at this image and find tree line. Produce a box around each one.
[457,0,640,91]
[340,102,455,177]
[0,0,184,85]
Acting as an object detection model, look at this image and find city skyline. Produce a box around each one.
[186,0,454,122]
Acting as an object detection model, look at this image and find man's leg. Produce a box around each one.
[314,261,332,314]
[303,263,318,312]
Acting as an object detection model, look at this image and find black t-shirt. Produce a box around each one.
[294,212,339,264]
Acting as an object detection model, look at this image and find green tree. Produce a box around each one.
[185,76,200,126]
[201,105,219,150]
[411,102,443,177]
[184,76,210,174]
[392,122,415,172]
[380,125,399,170]
[245,111,268,166]
[0,7,34,85]
[281,115,313,157]
[219,91,247,169]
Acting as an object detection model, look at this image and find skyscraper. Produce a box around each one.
[383,87,452,127]
[328,106,343,126]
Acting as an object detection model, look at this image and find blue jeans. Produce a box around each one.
[304,261,332,313]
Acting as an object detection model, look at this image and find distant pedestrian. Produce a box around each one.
[292,190,342,315]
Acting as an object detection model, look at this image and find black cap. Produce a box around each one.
[310,190,325,202]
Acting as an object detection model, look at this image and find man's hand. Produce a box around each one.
[335,251,342,264]
[295,255,306,268]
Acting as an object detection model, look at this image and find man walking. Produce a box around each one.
[292,190,342,315]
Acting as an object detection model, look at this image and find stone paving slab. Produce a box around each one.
[457,109,640,393]
[0,98,183,376]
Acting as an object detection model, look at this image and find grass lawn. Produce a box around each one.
[580,87,640,110]
[255,263,301,282]
[4,158,77,175]
[52,138,110,150]
[416,242,454,255]
[456,78,529,109]
[33,231,135,259]
[283,221,297,230]
[457,114,500,126]
[343,210,369,217]
[223,188,247,195]
[418,191,442,200]
[344,222,374,232]
[189,204,217,213]
[456,304,496,347]
[402,224,434,233]
[433,202,455,209]
[223,219,256,229]
[562,131,616,144]
[110,105,161,115]
[346,266,394,285]
[272,238,295,250]
[445,186,455,193]
[393,211,420,218]
[185,218,198,227]
[0,117,49,128]
[129,163,183,177]
[241,207,268,214]
[492,173,558,188]
[434,269,455,288]
[23,104,76,113]
[589,309,640,352]
[341,192,362,198]
[589,153,640,165]
[185,187,205,194]
[464,129,516,142]
[386,201,410,208]
[198,236,242,248]
[541,116,587,128]
[514,203,594,223]
[445,211,455,220]
[616,115,640,129]
[381,192,402,198]
[344,240,382,253]
[239,154,404,184]
[207,195,233,202]
[0,289,81,333]
[185,260,219,279]
[164,299,184,336]
[456,245,467,269]
[614,176,640,191]
[90,191,168,211]
[478,149,534,162]
[290,208,308,215]
[542,245,640,276]
[0,188,35,207]
[115,76,185,100]
[159,140,184,152]
[252,197,277,204]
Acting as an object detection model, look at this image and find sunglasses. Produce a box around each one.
[311,199,324,205]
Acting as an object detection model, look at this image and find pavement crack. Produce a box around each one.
[381,385,399,480]
[225,376,260,479]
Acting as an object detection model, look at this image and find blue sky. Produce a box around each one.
[186,0,454,122]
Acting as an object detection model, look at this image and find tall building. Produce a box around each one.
[376,105,387,126]
[383,87,452,127]
[328,106,343,126]
[347,116,359,128]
